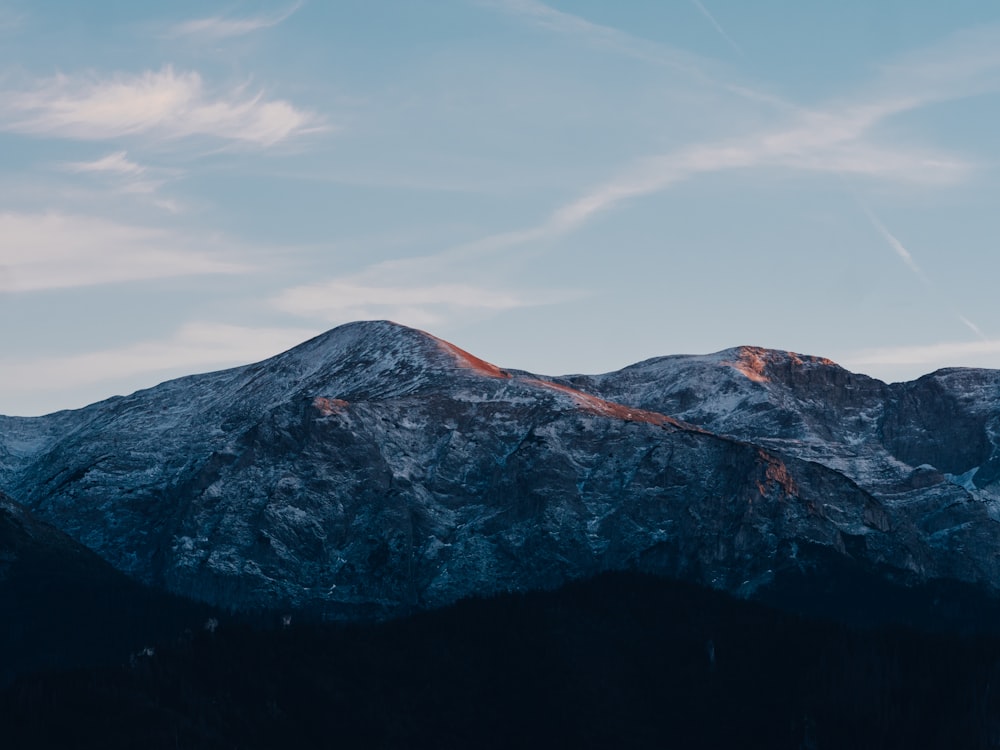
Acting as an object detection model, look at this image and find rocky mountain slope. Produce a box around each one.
[563,347,1000,587]
[2,321,999,620]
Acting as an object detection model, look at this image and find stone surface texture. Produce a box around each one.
[2,322,999,618]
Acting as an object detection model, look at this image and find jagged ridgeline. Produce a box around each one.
[2,320,1000,626]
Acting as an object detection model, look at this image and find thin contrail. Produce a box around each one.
[859,203,990,342]
[959,315,988,340]
[861,207,930,286]
[690,0,744,56]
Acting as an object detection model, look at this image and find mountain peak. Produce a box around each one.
[234,320,509,406]
[720,346,840,384]
[290,319,429,358]
[284,320,506,377]
[279,321,513,398]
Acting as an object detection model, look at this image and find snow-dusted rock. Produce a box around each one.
[2,322,999,618]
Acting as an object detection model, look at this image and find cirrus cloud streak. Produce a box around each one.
[271,278,548,329]
[0,323,318,389]
[0,212,250,292]
[845,339,1000,370]
[169,2,303,39]
[0,66,323,146]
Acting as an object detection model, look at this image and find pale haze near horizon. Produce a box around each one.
[2,0,1000,416]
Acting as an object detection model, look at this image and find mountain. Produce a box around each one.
[564,347,1000,592]
[565,344,1000,492]
[2,321,1000,624]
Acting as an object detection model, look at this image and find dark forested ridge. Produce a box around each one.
[0,495,214,685]
[3,572,999,749]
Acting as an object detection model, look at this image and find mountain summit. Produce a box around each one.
[2,321,999,623]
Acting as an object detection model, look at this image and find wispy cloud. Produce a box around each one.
[0,323,320,407]
[0,212,250,292]
[1,66,323,146]
[170,2,303,39]
[59,150,182,209]
[466,100,966,254]
[63,150,146,176]
[478,0,785,107]
[845,339,1000,371]
[780,144,970,185]
[271,278,545,328]
[453,14,997,270]
[435,26,999,266]
[480,0,656,53]
[59,150,178,203]
[309,97,970,296]
[875,23,1000,101]
[689,0,743,56]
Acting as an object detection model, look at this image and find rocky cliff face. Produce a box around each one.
[2,322,999,619]
[564,346,1000,591]
[564,346,1000,490]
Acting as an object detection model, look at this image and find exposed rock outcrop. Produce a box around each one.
[2,322,999,620]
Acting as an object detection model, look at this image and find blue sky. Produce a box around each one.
[2,0,999,415]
